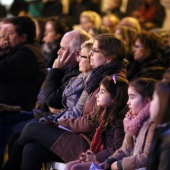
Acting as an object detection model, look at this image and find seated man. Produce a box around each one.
[0,16,47,168]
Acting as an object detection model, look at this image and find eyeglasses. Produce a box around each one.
[78,55,89,59]
[134,44,143,49]
[90,48,104,54]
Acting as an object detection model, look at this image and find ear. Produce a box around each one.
[20,33,27,43]
[144,97,151,104]
[105,56,113,64]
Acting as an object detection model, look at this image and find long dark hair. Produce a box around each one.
[91,76,129,130]
[154,81,170,124]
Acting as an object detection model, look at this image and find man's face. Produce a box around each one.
[57,33,78,67]
[7,24,26,47]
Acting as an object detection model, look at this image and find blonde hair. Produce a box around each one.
[80,10,101,29]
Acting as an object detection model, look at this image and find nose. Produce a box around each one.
[95,92,99,98]
[127,99,130,106]
[57,48,62,55]
[77,55,80,62]
[89,50,93,56]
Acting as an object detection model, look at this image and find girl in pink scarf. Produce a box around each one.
[100,78,157,170]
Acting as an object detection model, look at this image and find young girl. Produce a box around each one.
[100,78,157,170]
[148,81,170,170]
[65,75,129,170]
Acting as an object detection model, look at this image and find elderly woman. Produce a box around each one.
[3,33,127,170]
[127,31,165,81]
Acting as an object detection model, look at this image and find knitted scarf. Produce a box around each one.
[90,124,104,154]
[85,60,123,94]
[124,103,150,136]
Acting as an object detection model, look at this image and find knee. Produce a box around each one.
[65,160,79,170]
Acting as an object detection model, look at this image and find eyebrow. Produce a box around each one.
[128,94,135,97]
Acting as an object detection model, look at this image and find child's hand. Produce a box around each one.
[79,152,86,162]
[85,150,96,162]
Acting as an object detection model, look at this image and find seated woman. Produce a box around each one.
[99,78,156,170]
[3,33,127,170]
[115,25,138,73]
[148,81,170,170]
[127,31,165,81]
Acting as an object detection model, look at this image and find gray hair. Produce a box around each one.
[66,29,93,53]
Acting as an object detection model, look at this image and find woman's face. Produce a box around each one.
[80,16,93,33]
[133,39,150,62]
[127,86,147,115]
[77,47,92,74]
[150,91,160,121]
[89,40,109,68]
[43,21,58,43]
[96,84,113,107]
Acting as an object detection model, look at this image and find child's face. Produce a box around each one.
[127,86,147,115]
[149,91,160,121]
[96,84,113,107]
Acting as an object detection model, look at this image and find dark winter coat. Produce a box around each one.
[0,43,47,111]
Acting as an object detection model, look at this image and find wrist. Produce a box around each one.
[105,156,117,166]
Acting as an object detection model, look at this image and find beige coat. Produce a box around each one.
[112,118,155,170]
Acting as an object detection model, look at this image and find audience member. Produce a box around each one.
[127,31,165,81]
[41,17,67,68]
[99,78,156,170]
[137,0,166,28]
[125,0,143,16]
[0,16,47,169]
[9,0,29,16]
[41,0,63,17]
[3,33,127,169]
[68,0,101,25]
[88,26,110,38]
[118,17,141,33]
[38,39,93,120]
[102,14,120,33]
[33,17,47,44]
[79,10,101,33]
[148,81,170,170]
[65,75,129,170]
[103,0,125,19]
[115,25,138,72]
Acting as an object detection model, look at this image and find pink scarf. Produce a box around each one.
[124,103,150,136]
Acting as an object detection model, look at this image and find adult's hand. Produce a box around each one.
[52,49,76,69]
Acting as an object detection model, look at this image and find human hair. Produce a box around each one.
[129,78,157,99]
[9,16,36,43]
[119,17,141,33]
[46,17,67,36]
[68,29,92,53]
[89,26,110,38]
[81,39,94,54]
[154,81,170,124]
[115,25,138,51]
[136,31,164,56]
[95,33,126,60]
[162,68,170,82]
[91,76,129,130]
[80,10,101,28]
